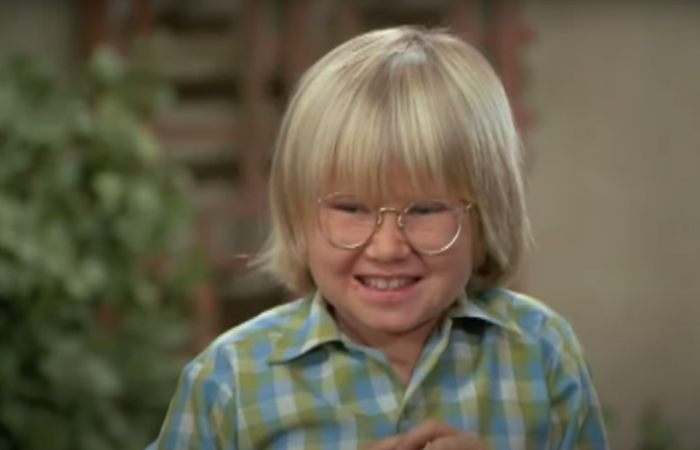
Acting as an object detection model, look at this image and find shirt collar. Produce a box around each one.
[447,289,522,334]
[267,291,342,364]
[267,288,519,364]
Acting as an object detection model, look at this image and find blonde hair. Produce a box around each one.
[253,26,530,295]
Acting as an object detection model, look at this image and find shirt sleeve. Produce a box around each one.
[146,345,237,450]
[545,316,610,450]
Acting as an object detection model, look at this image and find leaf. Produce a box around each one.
[131,127,159,161]
[93,172,124,212]
[41,337,124,399]
[27,410,71,450]
[0,350,19,385]
[88,47,127,88]
[0,399,33,444]
[77,431,113,450]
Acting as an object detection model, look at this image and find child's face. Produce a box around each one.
[305,172,475,340]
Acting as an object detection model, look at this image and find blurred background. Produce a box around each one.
[0,0,698,449]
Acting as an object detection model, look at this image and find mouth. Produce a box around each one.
[355,275,421,291]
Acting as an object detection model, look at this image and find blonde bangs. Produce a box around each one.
[299,51,476,205]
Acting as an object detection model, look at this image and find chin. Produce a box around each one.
[366,317,426,335]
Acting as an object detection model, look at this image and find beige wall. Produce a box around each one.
[523,2,700,448]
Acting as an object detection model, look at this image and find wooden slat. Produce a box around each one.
[153,100,240,143]
[79,0,112,56]
[192,284,218,349]
[131,0,153,37]
[281,0,315,92]
[154,122,239,143]
[491,0,532,130]
[145,29,240,83]
[449,0,482,47]
[239,0,275,212]
[336,0,362,43]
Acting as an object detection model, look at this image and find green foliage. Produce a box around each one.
[0,47,204,450]
[635,403,697,450]
[636,404,680,450]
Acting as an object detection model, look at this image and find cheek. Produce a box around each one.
[439,244,473,278]
[306,229,355,281]
[430,224,475,282]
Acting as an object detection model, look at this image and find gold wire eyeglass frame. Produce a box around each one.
[316,193,474,255]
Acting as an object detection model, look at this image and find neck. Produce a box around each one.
[332,309,439,384]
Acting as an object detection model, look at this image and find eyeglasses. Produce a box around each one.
[317,193,473,255]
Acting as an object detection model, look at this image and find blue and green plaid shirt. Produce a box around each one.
[148,288,609,450]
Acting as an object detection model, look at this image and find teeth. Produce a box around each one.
[360,277,415,290]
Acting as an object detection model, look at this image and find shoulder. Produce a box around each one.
[212,298,309,348]
[183,298,311,383]
[474,288,587,363]
[147,300,313,448]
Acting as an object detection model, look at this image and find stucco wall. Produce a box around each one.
[523,2,700,448]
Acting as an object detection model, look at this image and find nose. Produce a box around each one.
[364,210,411,260]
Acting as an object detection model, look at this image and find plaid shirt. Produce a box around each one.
[147,288,609,450]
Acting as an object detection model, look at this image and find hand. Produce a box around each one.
[361,434,402,450]
[396,420,484,450]
[362,420,484,450]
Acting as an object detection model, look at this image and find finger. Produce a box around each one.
[395,420,462,450]
[427,435,484,450]
[362,434,402,450]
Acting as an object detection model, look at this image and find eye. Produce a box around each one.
[406,200,451,215]
[327,199,371,214]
